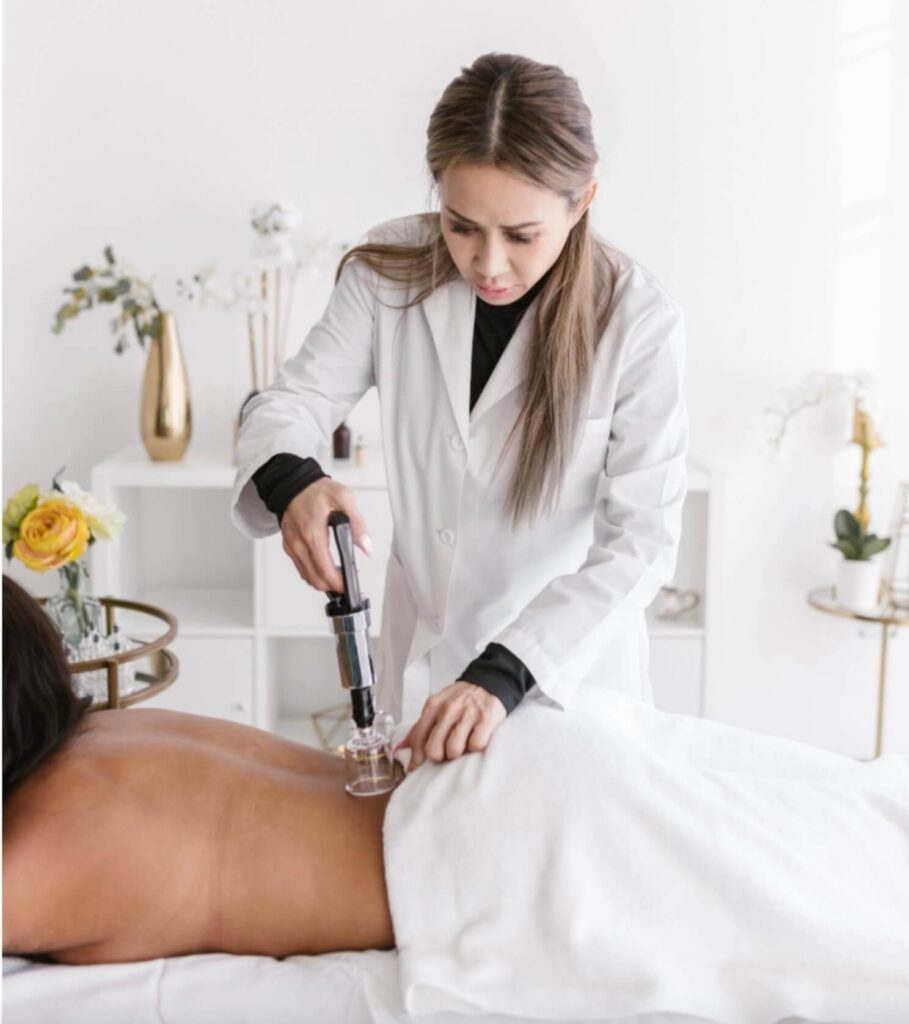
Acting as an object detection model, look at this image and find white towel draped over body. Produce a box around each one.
[383,688,909,1024]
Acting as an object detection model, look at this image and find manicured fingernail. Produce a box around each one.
[360,535,373,557]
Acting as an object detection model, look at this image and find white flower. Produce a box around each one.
[250,200,302,235]
[758,369,884,460]
[38,481,127,542]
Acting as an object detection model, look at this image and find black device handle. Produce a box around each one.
[326,510,363,613]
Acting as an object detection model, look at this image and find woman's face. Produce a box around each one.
[438,162,596,304]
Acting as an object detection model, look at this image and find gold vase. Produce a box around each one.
[140,311,192,461]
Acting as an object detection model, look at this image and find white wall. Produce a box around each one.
[3,0,907,756]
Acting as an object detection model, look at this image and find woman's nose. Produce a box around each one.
[473,239,510,280]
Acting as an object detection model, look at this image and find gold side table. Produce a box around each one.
[807,586,908,758]
[40,595,179,710]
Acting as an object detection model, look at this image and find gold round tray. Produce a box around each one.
[39,595,179,710]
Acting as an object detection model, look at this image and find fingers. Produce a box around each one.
[467,711,498,752]
[347,509,372,558]
[405,698,440,772]
[444,710,478,760]
[283,530,343,592]
[407,684,505,772]
[280,481,370,592]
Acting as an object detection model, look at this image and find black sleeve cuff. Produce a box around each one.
[251,453,330,526]
[459,642,537,715]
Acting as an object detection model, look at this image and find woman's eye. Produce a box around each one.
[449,224,533,245]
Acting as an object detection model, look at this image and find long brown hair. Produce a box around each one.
[3,574,92,799]
[336,52,621,527]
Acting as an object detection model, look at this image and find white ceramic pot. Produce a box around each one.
[835,558,882,613]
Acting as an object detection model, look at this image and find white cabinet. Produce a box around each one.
[140,636,254,721]
[91,444,717,746]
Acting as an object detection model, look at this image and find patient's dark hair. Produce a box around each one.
[3,574,92,799]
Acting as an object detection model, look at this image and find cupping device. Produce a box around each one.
[325,510,397,797]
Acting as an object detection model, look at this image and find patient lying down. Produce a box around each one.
[5,571,909,1024]
[2,574,395,964]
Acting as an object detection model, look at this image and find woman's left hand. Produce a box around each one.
[395,681,506,771]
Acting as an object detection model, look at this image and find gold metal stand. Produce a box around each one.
[807,586,908,758]
[39,595,179,709]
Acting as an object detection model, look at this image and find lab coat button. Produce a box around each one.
[449,434,465,452]
[438,528,455,545]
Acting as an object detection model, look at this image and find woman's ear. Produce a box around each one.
[572,178,598,226]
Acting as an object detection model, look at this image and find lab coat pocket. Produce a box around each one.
[556,417,611,510]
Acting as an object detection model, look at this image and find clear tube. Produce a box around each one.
[344,711,397,797]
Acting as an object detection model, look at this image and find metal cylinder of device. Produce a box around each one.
[328,599,376,728]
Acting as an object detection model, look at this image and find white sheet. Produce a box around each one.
[3,952,731,1024]
[6,692,907,1024]
[383,688,909,1024]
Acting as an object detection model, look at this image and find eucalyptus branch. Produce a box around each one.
[52,245,163,354]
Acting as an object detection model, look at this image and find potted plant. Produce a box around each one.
[52,246,192,461]
[829,509,890,612]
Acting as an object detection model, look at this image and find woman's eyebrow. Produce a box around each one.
[444,205,543,230]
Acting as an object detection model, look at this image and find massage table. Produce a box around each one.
[1,951,823,1024]
[5,689,908,1023]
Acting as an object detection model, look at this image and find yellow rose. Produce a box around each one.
[12,498,90,573]
[3,483,40,546]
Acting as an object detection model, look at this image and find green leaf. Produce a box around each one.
[51,466,66,491]
[862,536,891,558]
[830,538,862,559]
[104,246,116,266]
[834,509,860,540]
[72,265,94,281]
[112,278,131,296]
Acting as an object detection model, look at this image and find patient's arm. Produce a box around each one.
[2,707,396,964]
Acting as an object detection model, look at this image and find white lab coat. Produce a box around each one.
[231,214,689,726]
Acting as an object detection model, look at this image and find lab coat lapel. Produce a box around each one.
[469,303,534,427]
[422,278,474,447]
[422,275,537,437]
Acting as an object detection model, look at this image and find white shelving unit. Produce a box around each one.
[91,444,718,746]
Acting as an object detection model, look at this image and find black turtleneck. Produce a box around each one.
[251,267,555,715]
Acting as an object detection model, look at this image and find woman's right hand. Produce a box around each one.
[279,478,372,593]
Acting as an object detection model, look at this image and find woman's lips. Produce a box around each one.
[476,283,514,298]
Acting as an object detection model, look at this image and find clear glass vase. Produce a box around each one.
[44,559,104,649]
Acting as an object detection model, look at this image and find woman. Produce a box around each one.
[2,574,395,964]
[232,53,688,770]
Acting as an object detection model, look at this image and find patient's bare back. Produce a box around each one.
[2,708,394,963]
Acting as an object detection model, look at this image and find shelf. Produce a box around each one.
[114,587,254,637]
[94,443,387,490]
[94,444,238,488]
[263,628,381,639]
[686,455,712,494]
[645,610,705,637]
[96,442,710,495]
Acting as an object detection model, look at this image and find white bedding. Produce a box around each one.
[0,951,822,1024]
[384,688,909,1024]
[5,690,908,1024]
